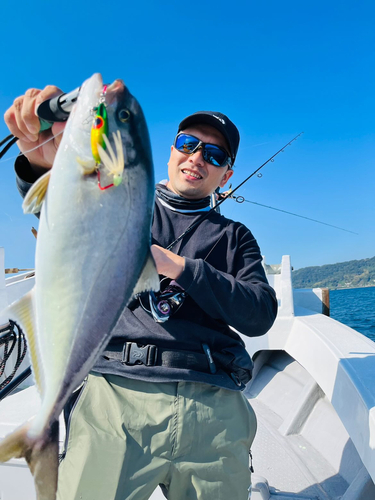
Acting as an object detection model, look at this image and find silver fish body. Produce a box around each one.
[0,73,158,499]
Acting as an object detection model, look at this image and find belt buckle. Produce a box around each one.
[122,342,158,366]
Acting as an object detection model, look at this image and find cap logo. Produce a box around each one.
[213,114,225,125]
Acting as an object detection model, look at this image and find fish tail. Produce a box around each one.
[0,420,59,500]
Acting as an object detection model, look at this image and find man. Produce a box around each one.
[5,85,277,500]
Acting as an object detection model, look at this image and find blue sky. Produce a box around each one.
[0,0,374,271]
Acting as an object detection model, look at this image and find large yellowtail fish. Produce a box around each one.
[0,73,159,499]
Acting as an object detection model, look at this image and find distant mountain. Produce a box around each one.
[292,256,375,289]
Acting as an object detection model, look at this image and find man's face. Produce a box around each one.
[166,124,234,200]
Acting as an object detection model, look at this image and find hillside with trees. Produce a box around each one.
[292,256,375,289]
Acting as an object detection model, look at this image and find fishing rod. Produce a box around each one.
[144,133,304,322]
[36,87,80,123]
[166,132,304,251]
[227,195,358,235]
[0,86,302,241]
[0,87,80,160]
[0,89,304,243]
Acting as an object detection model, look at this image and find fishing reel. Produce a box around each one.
[139,278,187,323]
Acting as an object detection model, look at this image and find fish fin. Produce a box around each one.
[22,170,51,214]
[0,420,59,500]
[28,420,59,500]
[8,288,44,395]
[0,422,32,462]
[76,157,97,174]
[132,251,160,297]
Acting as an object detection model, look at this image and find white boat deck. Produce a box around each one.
[0,250,375,499]
[243,256,375,499]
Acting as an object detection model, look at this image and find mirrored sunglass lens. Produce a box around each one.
[175,134,199,153]
[203,145,227,166]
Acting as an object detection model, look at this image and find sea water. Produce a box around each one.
[330,287,375,342]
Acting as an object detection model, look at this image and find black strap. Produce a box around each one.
[103,342,212,372]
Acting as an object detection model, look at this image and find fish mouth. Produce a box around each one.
[104,79,127,105]
[89,72,104,99]
[77,73,104,108]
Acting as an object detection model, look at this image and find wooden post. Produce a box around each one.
[321,288,330,316]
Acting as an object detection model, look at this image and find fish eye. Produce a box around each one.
[118,109,131,122]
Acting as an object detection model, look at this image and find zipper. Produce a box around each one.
[249,449,254,473]
[59,378,88,463]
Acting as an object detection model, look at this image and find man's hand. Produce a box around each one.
[4,86,67,175]
[151,245,185,280]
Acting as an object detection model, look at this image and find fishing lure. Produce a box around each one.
[91,102,108,164]
[76,86,125,190]
[93,84,126,190]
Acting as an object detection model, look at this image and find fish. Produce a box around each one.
[0,73,159,499]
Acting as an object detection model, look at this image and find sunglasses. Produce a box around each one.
[174,133,233,168]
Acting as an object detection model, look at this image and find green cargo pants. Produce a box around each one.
[57,372,257,500]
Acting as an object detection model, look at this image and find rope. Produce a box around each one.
[0,320,28,391]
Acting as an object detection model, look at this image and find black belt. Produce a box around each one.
[103,342,216,373]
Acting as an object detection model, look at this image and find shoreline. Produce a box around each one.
[329,285,375,291]
[293,285,375,291]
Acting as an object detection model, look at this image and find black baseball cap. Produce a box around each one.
[178,111,240,165]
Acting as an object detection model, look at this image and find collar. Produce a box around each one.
[155,182,211,213]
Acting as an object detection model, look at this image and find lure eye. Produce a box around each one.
[93,116,104,129]
[118,109,131,123]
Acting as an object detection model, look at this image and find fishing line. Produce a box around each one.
[240,141,270,151]
[229,196,358,234]
[166,132,304,251]
[147,133,304,322]
[0,130,64,164]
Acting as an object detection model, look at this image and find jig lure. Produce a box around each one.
[91,102,108,164]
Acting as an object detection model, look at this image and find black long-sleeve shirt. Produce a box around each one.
[96,186,277,390]
[15,158,277,391]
